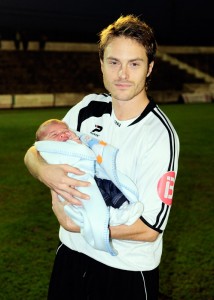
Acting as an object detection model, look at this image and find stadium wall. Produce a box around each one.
[0,42,214,108]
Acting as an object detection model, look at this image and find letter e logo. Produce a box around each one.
[157,171,176,205]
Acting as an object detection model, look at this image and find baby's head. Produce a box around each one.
[36,119,81,143]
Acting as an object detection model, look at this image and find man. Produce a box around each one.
[24,15,179,299]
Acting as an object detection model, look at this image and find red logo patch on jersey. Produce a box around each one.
[157,171,176,205]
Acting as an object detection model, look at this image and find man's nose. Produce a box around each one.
[118,65,128,79]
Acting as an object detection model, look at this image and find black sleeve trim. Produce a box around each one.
[140,216,163,233]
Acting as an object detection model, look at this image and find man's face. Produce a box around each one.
[100,36,154,103]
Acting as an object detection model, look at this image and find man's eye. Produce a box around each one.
[131,62,140,67]
[109,60,118,65]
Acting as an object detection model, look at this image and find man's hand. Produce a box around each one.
[51,190,80,232]
[40,163,90,206]
[24,146,90,206]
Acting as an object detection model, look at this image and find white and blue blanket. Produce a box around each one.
[35,134,143,255]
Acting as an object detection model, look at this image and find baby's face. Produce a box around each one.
[44,123,80,143]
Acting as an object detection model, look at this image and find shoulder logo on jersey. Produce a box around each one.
[90,125,103,137]
[157,171,176,206]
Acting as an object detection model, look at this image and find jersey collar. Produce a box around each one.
[128,96,156,126]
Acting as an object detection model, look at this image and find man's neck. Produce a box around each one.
[112,95,150,121]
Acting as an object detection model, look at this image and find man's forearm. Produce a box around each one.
[24,145,46,180]
[109,219,159,242]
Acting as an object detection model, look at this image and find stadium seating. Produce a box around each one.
[0,43,213,107]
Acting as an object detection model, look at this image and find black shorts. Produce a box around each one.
[48,243,159,300]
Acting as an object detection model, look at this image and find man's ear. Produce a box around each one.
[147,61,154,77]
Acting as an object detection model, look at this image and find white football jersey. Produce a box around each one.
[60,93,180,271]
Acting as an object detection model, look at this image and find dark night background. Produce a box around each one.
[0,0,213,45]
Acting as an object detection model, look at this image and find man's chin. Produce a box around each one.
[111,92,133,102]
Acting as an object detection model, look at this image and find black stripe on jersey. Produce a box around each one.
[151,107,177,230]
[153,203,170,230]
[77,100,112,131]
[132,97,177,231]
[157,205,170,230]
[153,107,176,172]
[153,203,165,229]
